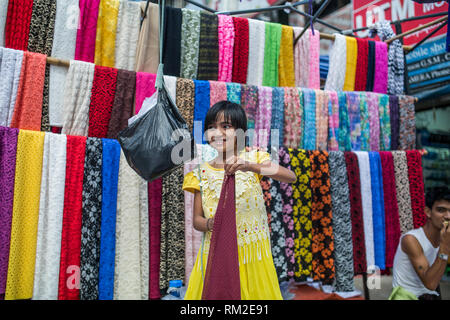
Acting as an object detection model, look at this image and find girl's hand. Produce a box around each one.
[224,155,252,175]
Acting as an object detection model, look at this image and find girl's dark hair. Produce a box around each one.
[204,101,247,133]
[426,187,450,209]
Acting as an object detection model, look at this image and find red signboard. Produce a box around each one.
[353,0,448,46]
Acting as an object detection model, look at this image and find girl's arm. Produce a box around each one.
[192,190,214,232]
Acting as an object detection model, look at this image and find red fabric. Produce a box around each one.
[231,17,249,84]
[354,38,369,91]
[51,126,62,134]
[88,66,118,138]
[344,152,367,275]
[379,151,401,269]
[58,135,87,300]
[406,150,427,229]
[148,178,162,300]
[4,0,34,51]
[202,174,241,300]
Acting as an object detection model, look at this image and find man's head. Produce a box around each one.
[425,187,450,229]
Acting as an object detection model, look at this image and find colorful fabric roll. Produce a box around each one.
[94,0,120,68]
[338,92,351,151]
[75,0,101,63]
[98,139,120,300]
[180,8,200,79]
[344,152,367,275]
[58,135,86,300]
[270,87,285,148]
[226,82,241,105]
[254,86,272,149]
[392,151,414,234]
[308,29,321,89]
[343,37,357,91]
[5,130,45,300]
[10,51,46,131]
[114,1,140,70]
[398,95,416,150]
[176,78,196,131]
[33,133,66,300]
[0,48,23,127]
[240,84,258,138]
[231,17,249,84]
[263,22,282,87]
[107,70,136,139]
[247,19,265,86]
[197,12,219,81]
[389,95,400,150]
[355,38,369,91]
[328,151,354,292]
[303,88,316,150]
[293,27,309,88]
[379,94,391,151]
[193,80,210,144]
[347,92,361,150]
[325,34,347,91]
[315,90,329,150]
[283,87,302,149]
[4,0,34,51]
[289,148,312,283]
[135,72,156,115]
[0,127,18,297]
[217,15,235,83]
[369,152,386,270]
[358,93,370,151]
[148,178,163,300]
[373,41,388,94]
[209,81,227,107]
[88,66,118,138]
[162,7,182,77]
[379,151,401,269]
[367,92,380,151]
[366,40,375,92]
[278,25,295,87]
[135,2,159,74]
[406,150,427,229]
[327,91,339,151]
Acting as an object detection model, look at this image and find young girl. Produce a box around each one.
[183,101,296,300]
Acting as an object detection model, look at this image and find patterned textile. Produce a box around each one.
[367,92,380,151]
[327,91,339,151]
[406,150,427,229]
[114,0,140,71]
[347,92,361,150]
[379,94,391,151]
[4,0,34,51]
[94,0,120,68]
[0,47,23,127]
[247,19,265,86]
[226,82,241,104]
[315,90,328,150]
[358,92,370,151]
[180,8,200,79]
[278,25,295,87]
[389,95,400,150]
[392,151,414,234]
[217,15,235,83]
[209,80,227,107]
[338,92,351,151]
[75,0,101,63]
[398,95,416,150]
[324,34,347,91]
[373,41,388,94]
[355,38,368,91]
[254,86,272,149]
[197,12,219,81]
[148,178,163,300]
[308,29,321,89]
[176,78,195,131]
[303,88,316,150]
[283,87,302,149]
[240,84,258,138]
[263,22,282,87]
[270,87,285,148]
[293,27,309,88]
[231,17,249,84]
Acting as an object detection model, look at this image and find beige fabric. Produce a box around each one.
[134,2,160,73]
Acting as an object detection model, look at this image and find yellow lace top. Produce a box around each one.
[183,150,271,252]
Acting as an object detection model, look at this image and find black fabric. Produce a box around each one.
[366,40,375,92]
[197,12,219,81]
[162,7,182,77]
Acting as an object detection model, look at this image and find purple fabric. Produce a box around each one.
[0,127,19,296]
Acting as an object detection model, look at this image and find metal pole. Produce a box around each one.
[215,0,308,15]
[407,20,448,54]
[293,0,332,45]
[288,4,342,33]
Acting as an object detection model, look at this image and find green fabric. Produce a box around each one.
[263,22,282,87]
[388,286,418,300]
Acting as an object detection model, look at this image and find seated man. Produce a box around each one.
[391,186,450,300]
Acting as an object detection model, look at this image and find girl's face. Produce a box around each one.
[206,112,237,154]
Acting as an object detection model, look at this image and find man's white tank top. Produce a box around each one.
[392,227,440,298]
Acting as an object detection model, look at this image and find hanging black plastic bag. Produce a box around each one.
[118,82,196,181]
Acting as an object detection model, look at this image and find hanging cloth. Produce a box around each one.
[278,25,295,87]
[4,0,34,51]
[0,48,23,127]
[61,60,95,136]
[98,139,121,300]
[302,88,316,150]
[263,22,282,87]
[241,84,258,135]
[114,1,141,70]
[32,133,66,300]
[366,40,376,92]
[324,33,347,91]
[247,19,265,86]
[148,177,163,300]
[5,130,45,300]
[226,82,242,105]
[162,6,182,77]
[398,95,416,150]
[327,91,340,151]
[406,150,427,229]
[75,0,101,63]
[354,151,375,270]
[347,92,361,150]
[163,75,177,102]
[283,87,302,149]
[88,66,118,138]
[373,41,388,94]
[193,80,211,144]
[344,151,367,275]
[209,81,228,107]
[0,127,18,298]
[338,92,351,151]
[309,151,335,285]
[379,94,391,151]
[308,28,321,89]
[389,95,400,150]
[315,90,329,150]
[135,72,156,114]
[49,0,79,127]
[197,12,219,81]
[135,2,160,73]
[369,152,386,270]
[379,151,401,269]
[358,92,370,151]
[94,0,120,68]
[180,8,201,79]
[367,92,380,151]
[107,70,136,139]
[328,151,355,292]
[270,87,285,148]
[288,148,313,283]
[217,15,235,83]
[232,17,249,84]
[10,51,46,131]
[343,37,357,91]
[253,86,272,149]
[392,151,414,234]
[355,38,369,91]
[0,0,8,47]
[176,78,196,131]
[293,27,309,88]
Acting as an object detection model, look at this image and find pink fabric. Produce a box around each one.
[148,178,162,300]
[135,72,156,114]
[217,15,235,83]
[209,81,227,107]
[367,92,381,151]
[315,90,329,150]
[308,30,321,89]
[327,91,339,151]
[253,86,273,149]
[75,0,101,63]
[293,28,309,88]
[202,174,240,300]
[373,41,388,94]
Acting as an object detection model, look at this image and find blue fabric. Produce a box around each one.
[98,139,121,300]
[226,82,241,104]
[347,92,361,150]
[270,87,285,149]
[369,151,386,271]
[194,80,210,144]
[302,88,316,150]
[359,93,370,151]
[338,92,351,151]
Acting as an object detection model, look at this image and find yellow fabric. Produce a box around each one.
[183,150,282,300]
[5,130,45,300]
[278,25,295,87]
[343,36,357,91]
[388,286,418,300]
[95,0,120,67]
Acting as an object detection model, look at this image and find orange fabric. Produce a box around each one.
[10,51,47,131]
